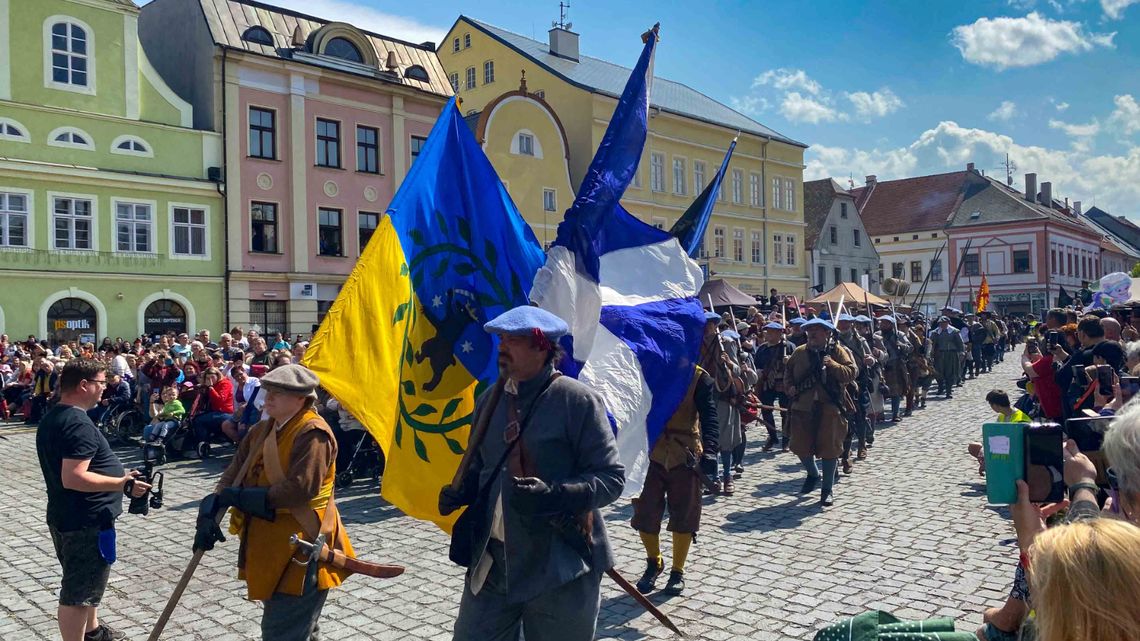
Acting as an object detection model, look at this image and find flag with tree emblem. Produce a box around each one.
[304,97,545,531]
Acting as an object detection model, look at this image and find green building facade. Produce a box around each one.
[0,0,223,344]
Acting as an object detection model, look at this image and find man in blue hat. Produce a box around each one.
[439,305,625,641]
[788,317,808,348]
[784,318,859,506]
[836,313,873,470]
[755,321,795,452]
[874,316,912,423]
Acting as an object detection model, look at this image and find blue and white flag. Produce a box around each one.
[670,137,736,258]
[530,25,707,497]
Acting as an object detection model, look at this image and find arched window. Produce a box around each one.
[143,299,187,336]
[47,19,91,88]
[241,26,274,46]
[0,117,29,142]
[46,297,97,345]
[324,37,363,63]
[405,64,430,82]
[48,126,94,150]
[111,135,153,157]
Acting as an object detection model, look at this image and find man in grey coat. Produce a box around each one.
[440,306,625,641]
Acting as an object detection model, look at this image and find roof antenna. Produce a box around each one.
[552,1,571,30]
[848,173,855,190]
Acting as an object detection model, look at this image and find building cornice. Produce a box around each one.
[0,99,218,138]
[0,159,220,195]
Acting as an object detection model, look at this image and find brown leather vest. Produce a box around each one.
[649,367,704,470]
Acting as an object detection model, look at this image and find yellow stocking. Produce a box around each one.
[639,531,662,564]
[671,532,692,573]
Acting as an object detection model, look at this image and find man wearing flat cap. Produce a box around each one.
[193,363,355,641]
[755,321,795,452]
[785,318,859,506]
[439,305,624,641]
[931,316,965,398]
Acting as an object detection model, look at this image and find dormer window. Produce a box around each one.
[325,37,363,63]
[241,26,274,46]
[405,64,430,82]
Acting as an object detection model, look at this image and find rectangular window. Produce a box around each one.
[673,158,686,195]
[465,67,476,90]
[518,132,535,156]
[733,228,744,262]
[318,208,343,256]
[250,202,278,253]
[713,226,726,258]
[818,265,826,288]
[249,300,287,337]
[543,188,556,212]
[449,72,459,92]
[1067,251,1073,276]
[315,118,341,168]
[1051,247,1057,274]
[774,234,785,266]
[930,258,943,281]
[249,107,276,159]
[693,161,706,192]
[358,211,379,253]
[892,262,904,279]
[751,231,762,263]
[698,235,708,259]
[464,33,471,48]
[651,217,666,230]
[173,206,207,257]
[750,173,761,207]
[0,192,29,247]
[650,152,665,192]
[784,178,795,211]
[964,253,980,276]
[410,135,427,162]
[851,268,858,282]
[771,177,782,210]
[732,169,743,204]
[452,38,460,53]
[356,125,380,174]
[632,166,641,188]
[115,202,152,253]
[834,266,842,286]
[853,229,861,247]
[910,260,922,282]
[785,234,796,265]
[840,202,848,218]
[879,264,885,284]
[829,225,838,245]
[483,60,495,85]
[50,22,88,87]
[52,196,92,250]
[1013,249,1031,274]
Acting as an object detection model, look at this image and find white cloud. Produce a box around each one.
[1109,94,1140,134]
[730,95,770,115]
[988,101,1019,121]
[753,68,823,95]
[1049,118,1101,137]
[846,89,904,121]
[780,92,844,124]
[1101,0,1140,19]
[950,12,1115,70]
[248,0,446,44]
[805,120,1140,218]
[1051,98,1071,112]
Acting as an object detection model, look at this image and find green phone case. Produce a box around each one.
[982,422,1026,505]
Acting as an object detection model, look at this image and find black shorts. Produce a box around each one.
[50,525,111,607]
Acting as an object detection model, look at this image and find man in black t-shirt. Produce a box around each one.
[36,359,149,641]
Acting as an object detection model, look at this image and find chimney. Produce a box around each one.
[548,26,579,62]
[1074,200,1082,215]
[865,175,877,186]
[966,162,975,172]
[1024,173,1037,202]
[1040,181,1053,207]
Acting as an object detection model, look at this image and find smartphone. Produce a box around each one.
[1065,416,1111,485]
[1026,426,1065,503]
[1045,330,1062,347]
[1097,365,1115,396]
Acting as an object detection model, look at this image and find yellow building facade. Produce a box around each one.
[441,16,810,296]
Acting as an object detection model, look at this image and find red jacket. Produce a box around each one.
[206,377,234,414]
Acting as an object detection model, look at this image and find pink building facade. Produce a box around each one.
[140,0,452,335]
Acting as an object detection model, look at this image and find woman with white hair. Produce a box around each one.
[1123,340,1140,376]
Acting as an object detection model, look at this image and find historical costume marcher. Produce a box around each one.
[836,314,873,471]
[755,322,795,452]
[906,318,934,410]
[630,363,718,596]
[874,316,912,422]
[439,306,625,641]
[931,317,965,399]
[785,318,859,506]
[193,364,355,641]
[699,313,748,495]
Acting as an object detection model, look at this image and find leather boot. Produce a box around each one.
[857,446,868,461]
[635,557,663,594]
[762,432,778,452]
[721,475,734,496]
[842,458,853,475]
[663,570,685,595]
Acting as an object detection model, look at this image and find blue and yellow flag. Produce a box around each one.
[304,98,545,531]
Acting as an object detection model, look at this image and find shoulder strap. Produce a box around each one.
[262,416,337,541]
[475,373,561,499]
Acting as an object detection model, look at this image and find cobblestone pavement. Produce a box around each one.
[1,355,1024,640]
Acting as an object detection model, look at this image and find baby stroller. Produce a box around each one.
[152,386,202,462]
[326,398,384,488]
[96,401,147,445]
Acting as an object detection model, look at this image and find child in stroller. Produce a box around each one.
[143,385,185,456]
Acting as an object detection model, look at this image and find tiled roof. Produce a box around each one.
[1084,207,1140,254]
[460,17,805,148]
[195,0,452,96]
[803,178,850,249]
[850,171,969,236]
[949,175,1095,233]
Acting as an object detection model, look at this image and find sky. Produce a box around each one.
[140,0,1140,218]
